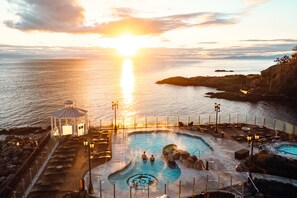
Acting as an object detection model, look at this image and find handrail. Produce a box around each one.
[247,173,259,193]
[192,147,201,156]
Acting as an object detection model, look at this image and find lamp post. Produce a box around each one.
[214,103,221,134]
[247,133,259,180]
[83,140,95,194]
[112,101,118,132]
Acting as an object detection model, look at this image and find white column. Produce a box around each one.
[73,118,77,136]
[59,118,62,137]
[85,114,89,134]
[50,117,53,137]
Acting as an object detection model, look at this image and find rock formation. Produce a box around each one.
[162,144,205,170]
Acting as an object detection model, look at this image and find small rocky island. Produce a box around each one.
[157,50,297,102]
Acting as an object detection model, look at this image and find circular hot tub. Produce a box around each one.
[127,174,158,190]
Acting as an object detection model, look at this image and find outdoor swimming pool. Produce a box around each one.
[277,144,297,156]
[108,132,212,190]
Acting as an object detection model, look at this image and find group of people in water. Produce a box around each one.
[141,151,155,163]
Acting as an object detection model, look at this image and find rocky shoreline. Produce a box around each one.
[156,61,297,102]
[0,127,48,190]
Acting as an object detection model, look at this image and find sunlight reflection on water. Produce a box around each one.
[0,58,296,128]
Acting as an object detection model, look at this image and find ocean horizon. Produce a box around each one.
[0,57,297,129]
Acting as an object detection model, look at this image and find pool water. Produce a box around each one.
[108,132,211,190]
[277,145,297,156]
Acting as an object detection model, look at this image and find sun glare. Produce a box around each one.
[115,35,139,57]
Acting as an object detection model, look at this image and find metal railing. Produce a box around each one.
[92,113,296,134]
[0,133,59,198]
[81,173,244,198]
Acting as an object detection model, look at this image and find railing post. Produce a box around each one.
[205,175,208,192]
[192,177,195,196]
[123,117,125,129]
[148,185,150,198]
[208,115,211,124]
[230,176,233,187]
[179,180,181,198]
[241,182,244,197]
[246,114,248,124]
[219,114,221,124]
[114,183,116,198]
[218,174,220,189]
[273,119,276,130]
[130,186,132,198]
[100,180,102,198]
[255,115,257,125]
[164,183,167,194]
[22,178,25,194]
[263,117,266,127]
[167,116,169,127]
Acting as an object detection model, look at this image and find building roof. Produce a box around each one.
[52,100,87,118]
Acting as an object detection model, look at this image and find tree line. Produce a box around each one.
[274,45,297,65]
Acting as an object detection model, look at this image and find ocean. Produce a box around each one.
[0,58,297,129]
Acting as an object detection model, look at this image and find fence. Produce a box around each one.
[81,172,244,198]
[93,113,279,131]
[274,119,297,135]
[93,113,297,135]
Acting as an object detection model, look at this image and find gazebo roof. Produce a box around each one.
[52,100,87,118]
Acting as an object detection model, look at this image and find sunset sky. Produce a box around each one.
[1,0,297,59]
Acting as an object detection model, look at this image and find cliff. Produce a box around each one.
[156,60,297,102]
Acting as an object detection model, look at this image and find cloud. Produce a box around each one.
[244,0,270,7]
[241,39,297,43]
[1,42,295,60]
[4,0,85,32]
[4,0,239,36]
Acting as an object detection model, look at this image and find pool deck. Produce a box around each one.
[84,128,250,197]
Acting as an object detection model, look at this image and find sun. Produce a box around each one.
[115,34,139,57]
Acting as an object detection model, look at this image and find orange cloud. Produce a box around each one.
[4,0,238,36]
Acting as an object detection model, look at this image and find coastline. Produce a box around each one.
[156,75,297,102]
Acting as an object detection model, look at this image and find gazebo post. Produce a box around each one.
[50,117,53,136]
[73,118,77,136]
[85,114,89,134]
[59,118,62,137]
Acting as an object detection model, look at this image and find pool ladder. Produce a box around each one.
[193,146,212,157]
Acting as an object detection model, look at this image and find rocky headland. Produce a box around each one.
[156,57,297,102]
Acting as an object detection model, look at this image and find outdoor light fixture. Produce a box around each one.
[246,133,259,180]
[112,101,119,132]
[214,103,221,134]
[83,140,95,194]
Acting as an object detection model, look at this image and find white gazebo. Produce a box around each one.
[50,100,89,137]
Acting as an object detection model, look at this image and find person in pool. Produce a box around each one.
[142,151,148,161]
[150,155,155,162]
